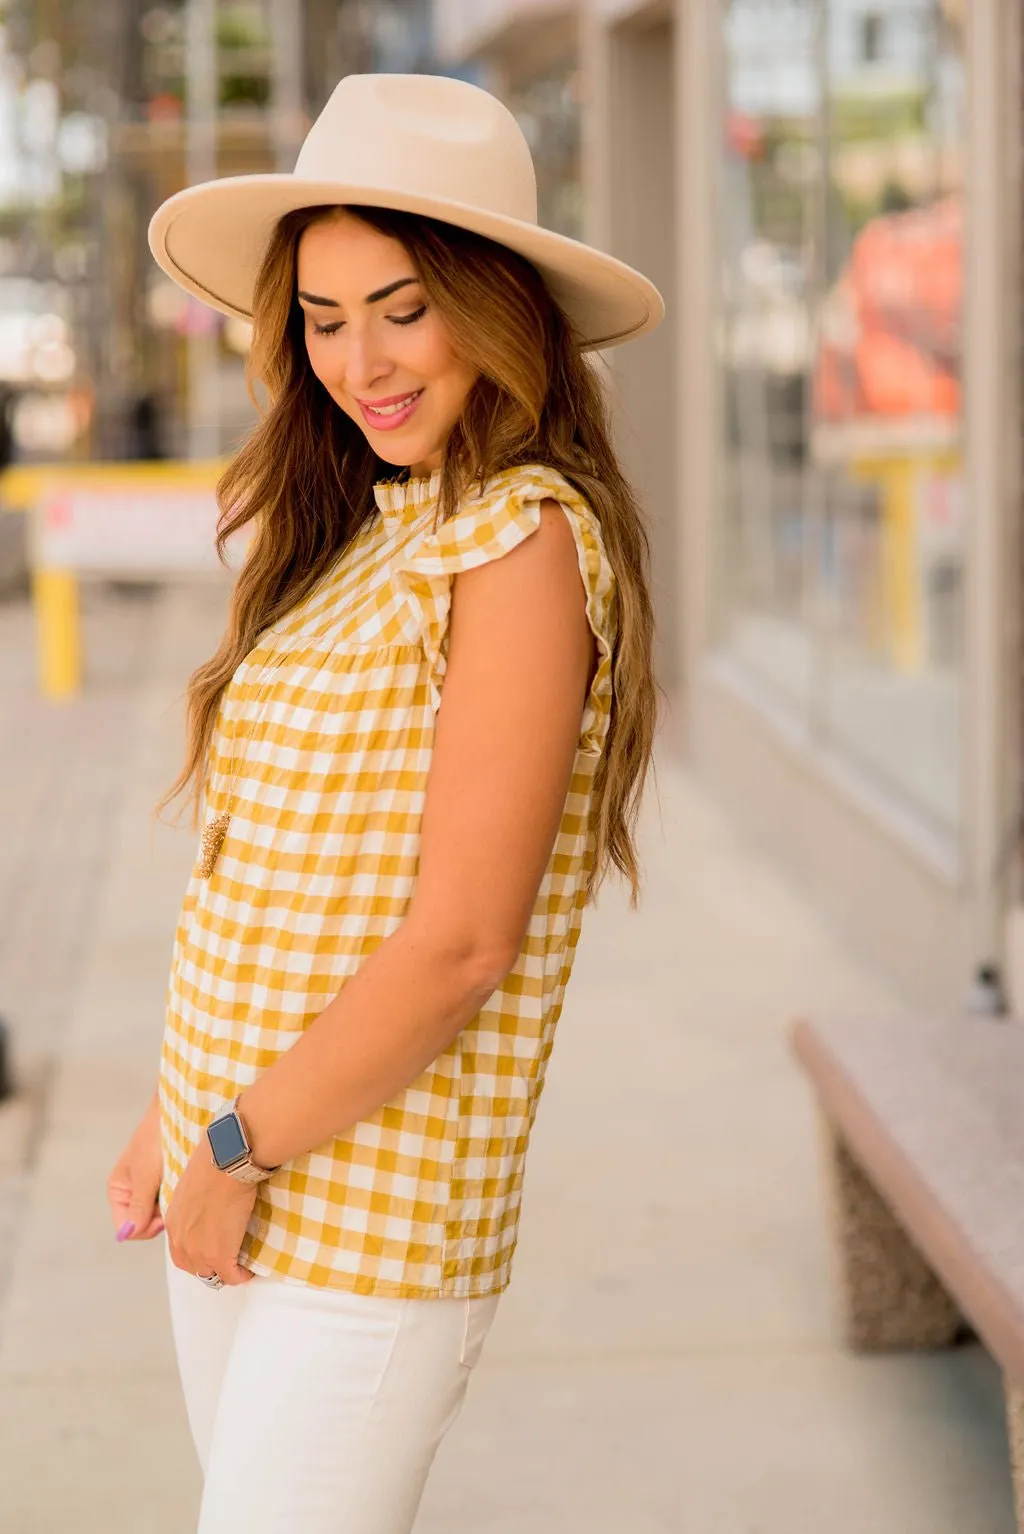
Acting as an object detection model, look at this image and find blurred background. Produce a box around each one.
[0,0,1000,1007]
[2,2,1023,1531]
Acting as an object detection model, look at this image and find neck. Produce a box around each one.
[408,453,441,478]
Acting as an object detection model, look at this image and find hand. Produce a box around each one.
[107,1090,166,1242]
[164,1136,257,1287]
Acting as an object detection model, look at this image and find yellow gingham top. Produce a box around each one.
[158,463,616,1297]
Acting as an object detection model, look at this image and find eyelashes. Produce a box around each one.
[312,304,428,337]
[390,304,428,327]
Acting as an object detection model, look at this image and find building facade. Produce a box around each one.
[437,0,1023,1012]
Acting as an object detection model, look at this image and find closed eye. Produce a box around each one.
[389,304,428,326]
[309,303,428,338]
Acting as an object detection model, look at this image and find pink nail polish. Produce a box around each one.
[116,1221,136,1242]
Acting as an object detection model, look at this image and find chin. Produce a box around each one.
[378,437,443,472]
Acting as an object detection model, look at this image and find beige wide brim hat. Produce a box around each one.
[149,72,664,352]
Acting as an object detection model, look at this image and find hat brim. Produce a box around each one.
[148,175,664,351]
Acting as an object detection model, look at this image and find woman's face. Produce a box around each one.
[296,211,479,476]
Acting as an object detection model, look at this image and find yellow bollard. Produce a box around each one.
[852,454,923,674]
[33,567,81,701]
[850,447,961,675]
[879,459,920,674]
[7,458,227,701]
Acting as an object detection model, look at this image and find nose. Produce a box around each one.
[342,325,392,395]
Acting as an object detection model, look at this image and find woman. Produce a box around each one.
[107,73,662,1533]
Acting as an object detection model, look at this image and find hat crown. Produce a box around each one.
[293,73,539,226]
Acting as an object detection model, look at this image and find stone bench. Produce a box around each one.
[792,1013,1024,1527]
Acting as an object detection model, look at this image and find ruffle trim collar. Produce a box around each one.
[373,469,441,529]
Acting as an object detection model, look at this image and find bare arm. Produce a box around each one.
[237,500,595,1168]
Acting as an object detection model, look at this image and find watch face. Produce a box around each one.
[207,1112,248,1168]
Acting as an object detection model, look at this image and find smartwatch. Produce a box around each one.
[206,1097,280,1184]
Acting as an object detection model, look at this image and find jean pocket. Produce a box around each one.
[459,1295,500,1369]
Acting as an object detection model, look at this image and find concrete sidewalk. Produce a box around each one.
[0,581,1015,1533]
[0,579,170,1305]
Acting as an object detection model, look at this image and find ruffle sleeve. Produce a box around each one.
[393,463,617,756]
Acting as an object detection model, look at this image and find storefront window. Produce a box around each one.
[506,68,583,240]
[715,0,965,839]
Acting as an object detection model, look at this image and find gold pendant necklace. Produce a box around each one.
[197,811,232,879]
[197,656,280,880]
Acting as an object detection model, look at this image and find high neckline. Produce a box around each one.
[373,469,441,531]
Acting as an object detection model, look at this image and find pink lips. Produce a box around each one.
[356,389,424,432]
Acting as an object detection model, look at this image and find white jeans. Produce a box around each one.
[165,1246,500,1534]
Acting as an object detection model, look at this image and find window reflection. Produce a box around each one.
[717,0,965,837]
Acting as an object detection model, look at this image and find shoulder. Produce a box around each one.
[442,462,602,557]
[456,463,616,632]
[394,461,616,726]
[467,462,595,521]
[396,462,614,629]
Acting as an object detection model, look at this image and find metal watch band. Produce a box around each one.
[226,1156,276,1184]
[230,1095,280,1179]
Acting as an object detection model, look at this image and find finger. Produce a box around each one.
[219,1261,254,1287]
[133,1213,166,1241]
[111,1188,163,1242]
[116,1213,151,1242]
[107,1179,133,1230]
[122,1190,161,1241]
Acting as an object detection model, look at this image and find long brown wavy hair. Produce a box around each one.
[160,204,659,904]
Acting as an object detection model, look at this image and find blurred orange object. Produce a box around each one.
[726,110,766,161]
[814,195,962,422]
[147,93,183,124]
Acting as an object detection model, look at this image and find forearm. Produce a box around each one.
[236,919,508,1169]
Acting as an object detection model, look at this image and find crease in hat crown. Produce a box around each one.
[293,74,539,224]
[148,70,665,349]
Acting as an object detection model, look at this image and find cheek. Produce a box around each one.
[403,322,452,384]
[438,359,479,420]
[402,315,471,393]
[418,333,477,413]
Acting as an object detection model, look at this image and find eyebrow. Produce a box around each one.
[296,277,418,308]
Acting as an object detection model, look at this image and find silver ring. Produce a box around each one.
[196,1271,225,1290]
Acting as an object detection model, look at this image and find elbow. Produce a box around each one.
[448,937,520,1003]
[464,941,521,999]
[407,918,521,1003]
